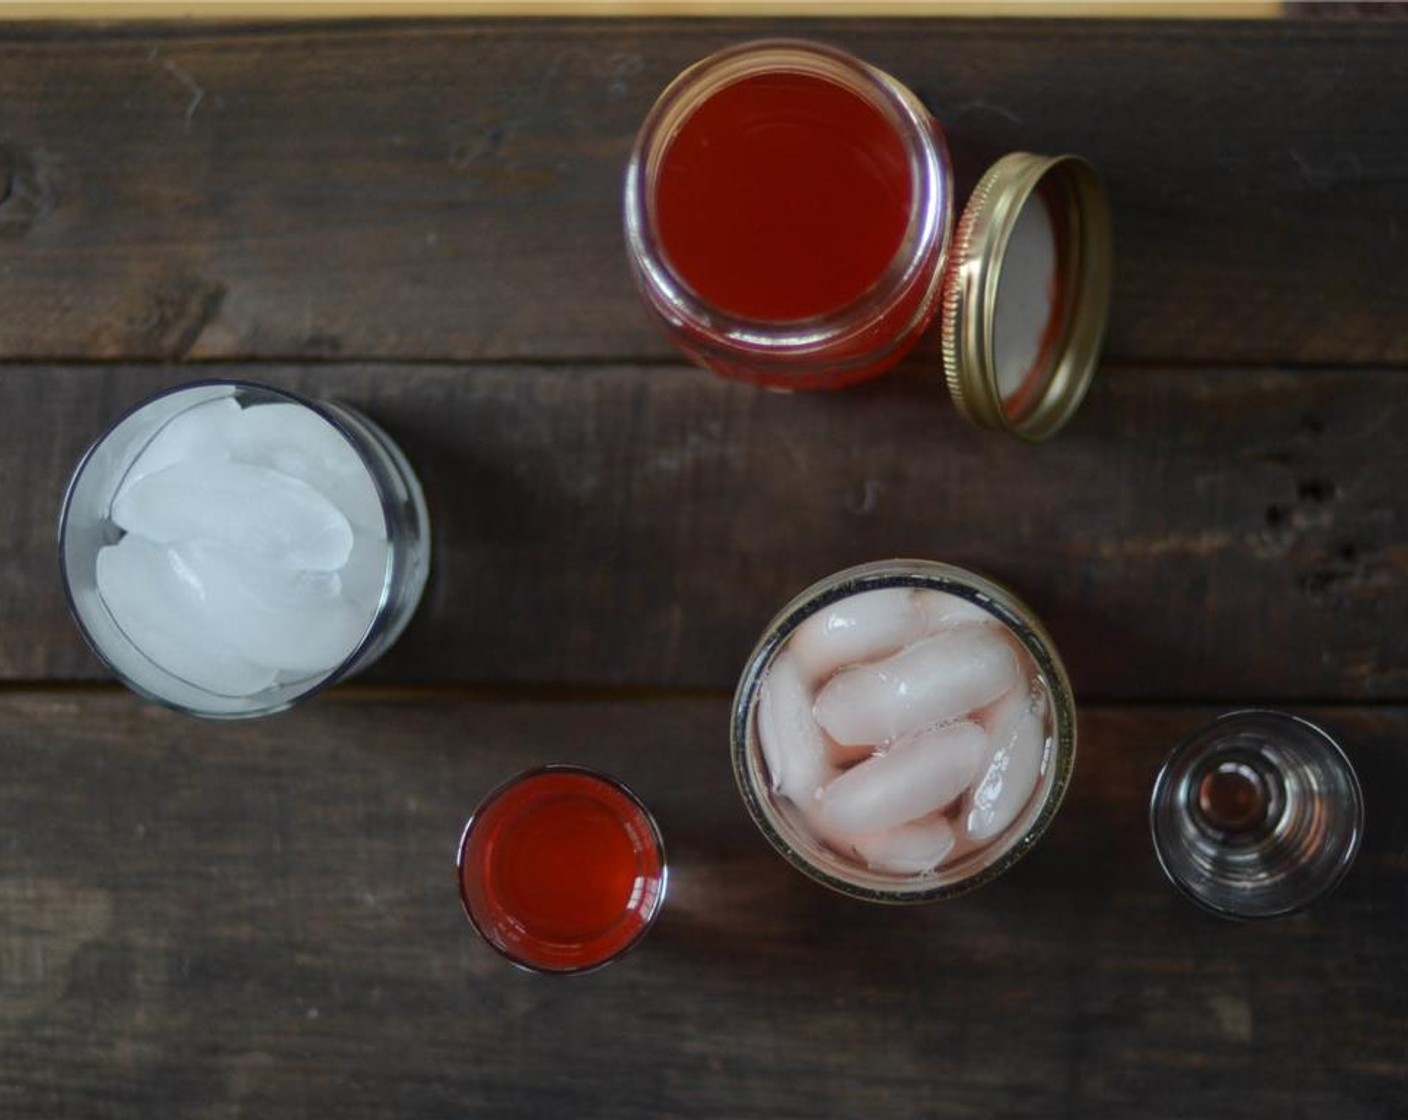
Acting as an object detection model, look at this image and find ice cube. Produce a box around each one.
[973,681,1032,740]
[228,402,386,538]
[789,587,928,683]
[115,396,240,502]
[756,651,835,804]
[915,589,998,634]
[850,817,957,875]
[273,667,320,686]
[340,532,392,613]
[171,542,374,673]
[96,535,277,697]
[813,625,1019,747]
[818,720,988,835]
[111,461,354,572]
[966,688,1048,843]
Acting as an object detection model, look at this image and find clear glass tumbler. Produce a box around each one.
[59,380,430,719]
[731,559,1076,903]
[1150,710,1364,920]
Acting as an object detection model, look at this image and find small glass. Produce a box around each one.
[624,39,952,390]
[731,559,1076,903]
[1150,710,1364,920]
[457,766,667,974]
[59,380,430,719]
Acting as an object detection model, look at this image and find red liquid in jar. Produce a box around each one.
[654,71,913,322]
[458,769,665,972]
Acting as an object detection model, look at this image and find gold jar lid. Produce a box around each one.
[940,153,1113,441]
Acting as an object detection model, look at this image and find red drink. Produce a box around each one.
[654,71,912,323]
[457,767,666,973]
[625,41,952,390]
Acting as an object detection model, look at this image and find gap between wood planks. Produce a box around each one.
[4,357,1408,374]
[4,681,1406,710]
[0,2,1287,21]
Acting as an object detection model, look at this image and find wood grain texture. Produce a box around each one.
[14,362,1408,699]
[0,2,1290,18]
[0,690,1402,1119]
[1,19,1407,364]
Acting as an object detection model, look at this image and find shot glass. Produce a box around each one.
[1150,710,1364,920]
[457,766,667,974]
[731,559,1076,903]
[59,380,430,719]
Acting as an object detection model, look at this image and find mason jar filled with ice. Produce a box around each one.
[731,560,1075,902]
[59,381,430,718]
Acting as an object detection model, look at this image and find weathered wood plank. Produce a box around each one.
[1,19,1407,364]
[8,363,1407,699]
[0,692,1402,1118]
[0,3,1292,20]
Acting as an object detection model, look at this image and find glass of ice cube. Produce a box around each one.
[731,559,1076,903]
[59,380,431,718]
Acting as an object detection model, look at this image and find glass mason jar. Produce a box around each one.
[59,380,431,719]
[457,765,668,974]
[731,559,1076,903]
[624,39,953,390]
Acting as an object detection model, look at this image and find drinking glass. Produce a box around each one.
[457,766,667,974]
[59,380,430,718]
[1150,710,1364,920]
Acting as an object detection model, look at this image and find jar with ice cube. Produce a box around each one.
[731,560,1075,902]
[59,381,430,718]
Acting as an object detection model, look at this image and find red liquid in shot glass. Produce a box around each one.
[457,768,666,973]
[654,70,913,323]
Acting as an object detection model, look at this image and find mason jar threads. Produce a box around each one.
[731,560,1076,903]
[59,380,431,719]
[625,40,1113,440]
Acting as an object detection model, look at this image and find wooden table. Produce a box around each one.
[2,15,1406,1118]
